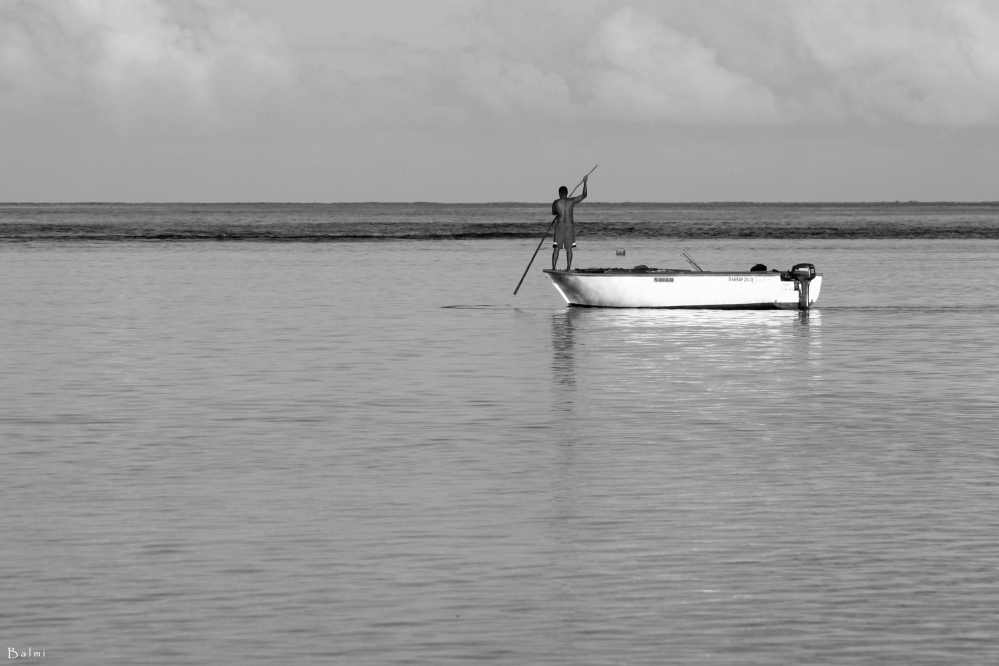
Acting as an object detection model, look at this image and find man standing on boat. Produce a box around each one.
[552,175,587,270]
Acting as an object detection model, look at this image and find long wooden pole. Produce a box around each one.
[513,165,597,295]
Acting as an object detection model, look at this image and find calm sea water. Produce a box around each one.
[2,204,998,664]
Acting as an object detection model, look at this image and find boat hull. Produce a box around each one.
[544,270,822,309]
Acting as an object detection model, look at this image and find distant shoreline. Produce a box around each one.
[3,201,998,242]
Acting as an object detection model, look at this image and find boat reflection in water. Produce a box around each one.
[548,307,822,439]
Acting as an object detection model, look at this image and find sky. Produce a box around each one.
[2,0,999,202]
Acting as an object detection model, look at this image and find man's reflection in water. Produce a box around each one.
[550,307,583,437]
[551,307,580,390]
[550,308,581,546]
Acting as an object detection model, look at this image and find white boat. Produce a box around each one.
[543,263,822,310]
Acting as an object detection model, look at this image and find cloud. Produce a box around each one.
[5,0,999,136]
[404,0,999,128]
[0,0,299,133]
[589,7,779,123]
[789,0,999,126]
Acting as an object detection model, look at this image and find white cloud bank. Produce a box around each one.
[436,0,999,127]
[590,6,780,123]
[4,0,999,135]
[0,0,297,132]
[790,0,999,126]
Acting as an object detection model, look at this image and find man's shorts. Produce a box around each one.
[553,222,575,249]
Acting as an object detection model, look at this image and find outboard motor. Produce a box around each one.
[780,263,816,310]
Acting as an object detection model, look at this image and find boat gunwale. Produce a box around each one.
[543,269,820,277]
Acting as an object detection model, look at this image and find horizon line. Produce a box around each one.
[3,200,999,206]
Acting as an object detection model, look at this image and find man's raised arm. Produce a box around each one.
[572,177,588,203]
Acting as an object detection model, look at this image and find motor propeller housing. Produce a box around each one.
[780,263,818,309]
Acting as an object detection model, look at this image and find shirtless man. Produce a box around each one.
[551,175,587,270]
